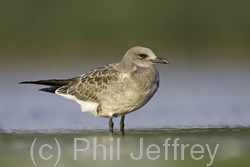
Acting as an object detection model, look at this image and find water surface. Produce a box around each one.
[1,128,249,167]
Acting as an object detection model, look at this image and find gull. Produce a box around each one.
[20,46,169,133]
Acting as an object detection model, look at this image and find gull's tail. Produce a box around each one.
[19,79,72,93]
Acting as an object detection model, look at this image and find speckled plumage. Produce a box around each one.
[56,64,119,102]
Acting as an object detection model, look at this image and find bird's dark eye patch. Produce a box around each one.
[138,53,147,59]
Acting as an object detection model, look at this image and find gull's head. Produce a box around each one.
[122,46,169,67]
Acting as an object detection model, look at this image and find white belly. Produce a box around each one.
[55,92,99,116]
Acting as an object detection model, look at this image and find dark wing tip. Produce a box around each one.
[39,87,57,93]
[19,81,34,84]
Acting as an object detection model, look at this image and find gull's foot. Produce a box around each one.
[120,116,125,136]
[109,118,114,133]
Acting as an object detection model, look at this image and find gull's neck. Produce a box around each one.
[118,58,143,73]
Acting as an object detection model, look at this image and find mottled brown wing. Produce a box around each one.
[56,64,119,102]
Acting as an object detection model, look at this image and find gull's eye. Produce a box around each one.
[138,53,147,59]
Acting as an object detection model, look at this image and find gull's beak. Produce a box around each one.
[151,56,169,64]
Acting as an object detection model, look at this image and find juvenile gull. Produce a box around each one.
[20,46,169,133]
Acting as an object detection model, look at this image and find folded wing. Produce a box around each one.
[56,64,119,102]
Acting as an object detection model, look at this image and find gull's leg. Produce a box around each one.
[109,118,114,133]
[120,116,125,135]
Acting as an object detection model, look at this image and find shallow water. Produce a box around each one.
[1,128,249,167]
[1,62,250,130]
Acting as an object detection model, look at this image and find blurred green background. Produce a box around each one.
[1,0,250,56]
